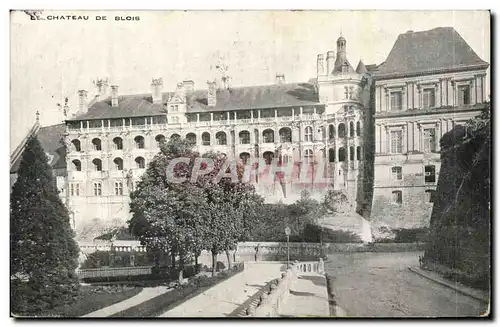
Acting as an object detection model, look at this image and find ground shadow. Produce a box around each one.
[289,290,315,297]
[298,275,327,287]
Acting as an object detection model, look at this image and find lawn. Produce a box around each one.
[40,285,143,317]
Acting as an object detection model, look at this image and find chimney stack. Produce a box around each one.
[276,73,285,85]
[326,51,335,75]
[151,78,163,104]
[207,81,217,107]
[183,80,194,106]
[78,90,88,114]
[317,54,325,76]
[111,85,119,107]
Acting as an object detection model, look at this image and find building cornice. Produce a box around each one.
[373,63,489,81]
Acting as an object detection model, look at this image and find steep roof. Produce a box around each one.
[68,82,320,121]
[10,123,67,174]
[375,27,489,78]
[356,60,367,74]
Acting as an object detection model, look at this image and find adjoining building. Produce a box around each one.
[10,27,489,241]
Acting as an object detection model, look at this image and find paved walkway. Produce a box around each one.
[160,262,285,317]
[82,286,171,317]
[278,273,330,317]
[325,252,488,317]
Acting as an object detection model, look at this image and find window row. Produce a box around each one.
[389,127,437,154]
[70,135,167,152]
[69,181,125,196]
[71,157,146,172]
[328,122,362,139]
[391,189,436,204]
[328,146,363,162]
[389,84,471,111]
[390,165,436,183]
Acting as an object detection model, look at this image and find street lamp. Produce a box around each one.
[285,226,291,269]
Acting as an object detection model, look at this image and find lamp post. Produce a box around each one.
[285,226,291,269]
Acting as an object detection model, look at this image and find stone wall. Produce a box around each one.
[423,124,490,289]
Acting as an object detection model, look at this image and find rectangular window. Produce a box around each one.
[423,128,437,152]
[115,182,123,196]
[390,91,402,111]
[423,88,436,108]
[93,182,102,196]
[425,190,436,203]
[458,85,471,106]
[70,184,74,196]
[425,165,436,183]
[391,167,402,180]
[392,190,402,204]
[76,184,80,196]
[390,130,403,153]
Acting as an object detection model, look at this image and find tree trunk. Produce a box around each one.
[171,249,176,271]
[194,253,199,273]
[212,250,217,277]
[225,249,233,270]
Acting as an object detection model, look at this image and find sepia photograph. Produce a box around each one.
[9,9,491,318]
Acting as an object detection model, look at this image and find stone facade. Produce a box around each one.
[49,27,488,239]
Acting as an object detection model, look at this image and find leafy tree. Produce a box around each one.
[129,138,264,277]
[11,136,80,315]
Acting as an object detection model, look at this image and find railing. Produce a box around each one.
[76,265,153,279]
[79,244,147,253]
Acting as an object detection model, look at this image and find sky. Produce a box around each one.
[10,10,490,152]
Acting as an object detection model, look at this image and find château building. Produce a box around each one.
[10,27,489,240]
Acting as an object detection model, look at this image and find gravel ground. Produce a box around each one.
[325,252,489,317]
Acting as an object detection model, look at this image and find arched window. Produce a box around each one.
[202,132,211,146]
[349,146,355,161]
[72,159,82,171]
[304,149,313,164]
[71,139,81,152]
[186,133,197,145]
[349,122,355,137]
[356,121,361,136]
[282,154,290,164]
[170,134,181,140]
[239,131,250,144]
[114,181,123,196]
[113,157,123,170]
[338,147,346,162]
[92,158,102,171]
[113,137,123,150]
[155,134,166,146]
[356,146,362,160]
[239,152,250,165]
[216,131,227,145]
[92,138,102,151]
[263,151,274,165]
[263,129,274,143]
[134,136,145,149]
[328,125,335,139]
[304,126,313,142]
[135,157,145,169]
[329,148,335,163]
[279,127,292,143]
[338,123,346,138]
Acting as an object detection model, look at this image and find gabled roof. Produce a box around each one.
[10,123,67,174]
[375,27,489,78]
[68,82,321,121]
